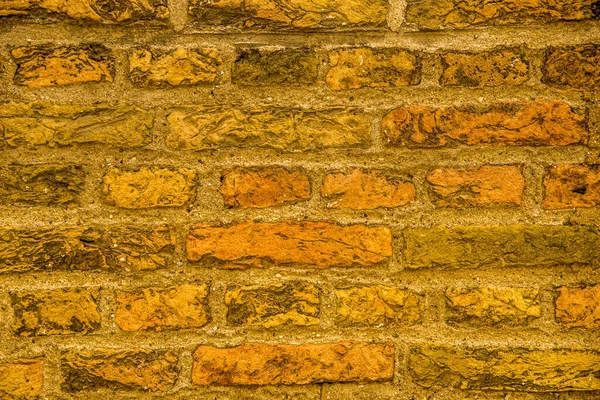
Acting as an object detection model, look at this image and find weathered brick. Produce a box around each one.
[543,45,600,89]
[543,164,600,209]
[115,285,210,332]
[188,0,388,29]
[326,48,421,90]
[440,48,529,87]
[233,48,318,86]
[0,0,168,23]
[445,287,541,326]
[61,350,179,392]
[335,286,423,327]
[166,107,371,151]
[409,345,600,391]
[0,225,174,274]
[404,225,600,269]
[0,359,43,398]
[0,164,85,206]
[128,48,223,87]
[405,0,598,30]
[226,282,320,327]
[187,221,392,269]
[12,45,114,88]
[220,168,311,208]
[0,102,153,148]
[555,285,600,328]
[382,102,587,148]
[192,342,394,385]
[321,169,415,209]
[426,165,524,207]
[102,167,197,209]
[11,288,101,336]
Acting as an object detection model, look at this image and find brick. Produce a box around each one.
[166,107,371,151]
[0,225,174,274]
[226,282,320,327]
[220,168,311,208]
[555,285,600,328]
[426,165,524,207]
[445,287,541,326]
[128,48,223,87]
[233,48,318,86]
[409,345,600,391]
[326,48,421,90]
[0,164,85,206]
[61,350,179,392]
[102,167,197,209]
[187,221,392,269]
[321,169,415,209]
[12,45,114,88]
[440,48,529,87]
[543,164,600,209]
[0,359,43,398]
[382,102,587,148]
[0,102,153,148]
[192,342,394,385]
[335,286,423,327]
[404,225,600,269]
[11,288,101,336]
[188,0,388,29]
[0,0,168,23]
[405,0,597,30]
[115,285,210,332]
[543,45,600,89]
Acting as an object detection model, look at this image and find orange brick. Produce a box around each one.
[543,45,600,89]
[543,164,600,209]
[0,360,43,398]
[555,285,600,328]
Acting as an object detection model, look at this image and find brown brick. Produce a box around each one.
[426,165,524,207]
[555,285,600,328]
[0,225,175,274]
[326,48,421,90]
[102,167,197,209]
[0,359,43,398]
[0,102,153,148]
[233,48,318,86]
[445,287,541,327]
[128,48,223,87]
[543,164,600,209]
[166,107,371,151]
[404,225,600,269]
[192,342,394,385]
[12,45,114,88]
[440,48,529,87]
[188,0,388,29]
[220,168,311,208]
[11,288,101,336]
[321,169,415,209]
[543,45,600,89]
[0,0,168,23]
[115,285,210,332]
[335,286,423,327]
[187,221,392,269]
[409,345,600,391]
[0,164,85,206]
[405,0,597,30]
[61,350,179,392]
[382,102,588,148]
[226,282,320,327]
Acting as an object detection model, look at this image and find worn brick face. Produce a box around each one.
[543,45,600,89]
[0,359,43,398]
[555,285,600,328]
[187,221,392,269]
[192,342,394,385]
[543,164,600,209]
[321,169,415,209]
[382,102,588,148]
[233,48,318,86]
[226,282,320,327]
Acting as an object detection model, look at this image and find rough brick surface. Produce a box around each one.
[543,45,600,89]
[543,164,600,209]
[0,360,43,398]
[233,48,319,86]
[555,285,600,328]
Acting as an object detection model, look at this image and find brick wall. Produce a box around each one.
[0,0,599,398]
